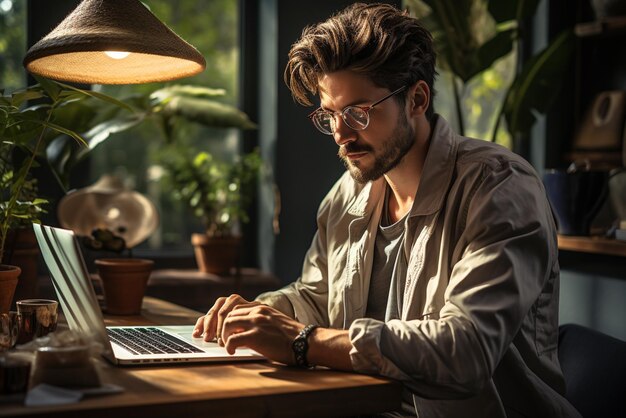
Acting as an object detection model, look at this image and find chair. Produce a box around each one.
[558,324,626,418]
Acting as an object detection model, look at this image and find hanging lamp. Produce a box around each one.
[23,0,206,84]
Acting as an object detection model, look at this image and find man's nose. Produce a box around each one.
[333,116,357,146]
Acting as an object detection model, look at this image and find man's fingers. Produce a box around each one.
[190,297,227,341]
[192,315,205,337]
[215,295,252,345]
[202,307,218,341]
[192,295,259,344]
[229,301,262,316]
[223,329,256,355]
[202,297,228,342]
[221,306,269,342]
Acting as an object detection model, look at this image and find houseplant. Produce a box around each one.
[0,76,130,312]
[407,0,575,147]
[74,84,259,273]
[148,86,259,273]
[160,146,262,273]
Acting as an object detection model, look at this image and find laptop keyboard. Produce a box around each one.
[107,327,204,355]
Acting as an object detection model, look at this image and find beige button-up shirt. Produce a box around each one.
[257,116,580,417]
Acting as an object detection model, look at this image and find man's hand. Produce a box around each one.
[221,304,304,365]
[192,294,353,370]
[192,294,262,344]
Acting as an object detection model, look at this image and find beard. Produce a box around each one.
[338,113,415,184]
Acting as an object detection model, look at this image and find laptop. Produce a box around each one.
[33,223,264,366]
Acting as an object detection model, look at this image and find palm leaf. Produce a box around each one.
[417,0,512,83]
[488,0,541,24]
[470,28,515,81]
[161,96,257,130]
[151,85,226,101]
[503,30,575,136]
[418,0,477,81]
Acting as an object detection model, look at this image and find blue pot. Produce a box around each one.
[543,170,609,236]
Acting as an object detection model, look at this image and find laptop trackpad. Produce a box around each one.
[160,325,262,357]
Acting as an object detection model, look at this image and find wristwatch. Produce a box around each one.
[292,324,318,368]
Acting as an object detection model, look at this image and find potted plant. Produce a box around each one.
[159,146,262,273]
[0,76,130,312]
[75,84,259,274]
[0,170,46,310]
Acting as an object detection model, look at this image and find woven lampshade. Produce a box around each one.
[23,0,206,84]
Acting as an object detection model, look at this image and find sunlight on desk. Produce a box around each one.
[0,297,401,418]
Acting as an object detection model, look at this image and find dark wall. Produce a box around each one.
[272,0,401,284]
[27,0,80,52]
[26,0,85,228]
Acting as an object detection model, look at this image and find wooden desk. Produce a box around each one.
[1,297,401,418]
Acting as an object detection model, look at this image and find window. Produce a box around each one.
[405,0,515,148]
[0,0,26,93]
[90,0,240,253]
[435,56,515,148]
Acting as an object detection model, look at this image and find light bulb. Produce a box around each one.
[104,51,130,59]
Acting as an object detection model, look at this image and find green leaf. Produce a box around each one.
[44,136,75,186]
[416,0,516,83]
[151,85,226,102]
[468,29,515,81]
[3,121,46,147]
[10,87,46,108]
[488,0,541,23]
[419,0,477,81]
[49,100,98,135]
[83,113,145,150]
[503,30,575,136]
[161,96,257,130]
[53,80,135,112]
[33,75,62,102]
[193,151,211,166]
[43,121,88,146]
[32,198,49,205]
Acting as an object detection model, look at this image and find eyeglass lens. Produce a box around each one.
[312,107,369,135]
[310,85,407,135]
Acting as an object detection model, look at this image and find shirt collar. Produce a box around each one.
[346,114,459,218]
[409,114,459,217]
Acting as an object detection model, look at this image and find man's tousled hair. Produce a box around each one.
[284,2,437,119]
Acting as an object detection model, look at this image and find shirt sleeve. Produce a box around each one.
[348,160,558,398]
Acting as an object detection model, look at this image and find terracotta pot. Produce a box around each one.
[95,258,154,315]
[0,265,21,314]
[2,228,40,305]
[191,234,241,274]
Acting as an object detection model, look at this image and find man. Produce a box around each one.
[193,3,580,417]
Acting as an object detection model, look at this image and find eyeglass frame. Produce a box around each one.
[307,85,408,135]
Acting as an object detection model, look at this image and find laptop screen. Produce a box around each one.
[33,224,114,358]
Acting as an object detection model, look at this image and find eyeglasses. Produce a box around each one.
[308,85,407,135]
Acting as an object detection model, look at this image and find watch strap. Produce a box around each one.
[292,324,318,368]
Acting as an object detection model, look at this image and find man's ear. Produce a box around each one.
[407,80,430,117]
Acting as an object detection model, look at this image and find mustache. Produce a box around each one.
[338,142,373,158]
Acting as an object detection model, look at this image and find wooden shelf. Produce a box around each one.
[566,150,624,170]
[558,235,626,257]
[575,16,626,38]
